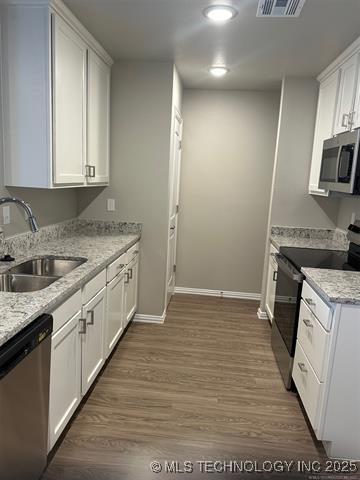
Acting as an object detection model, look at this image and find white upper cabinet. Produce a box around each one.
[309,70,340,196]
[0,1,113,188]
[86,50,111,184]
[309,37,360,196]
[53,15,87,185]
[333,54,358,135]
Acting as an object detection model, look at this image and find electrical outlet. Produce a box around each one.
[107,199,115,212]
[2,206,10,225]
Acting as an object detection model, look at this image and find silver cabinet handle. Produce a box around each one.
[125,272,130,284]
[79,318,87,335]
[129,268,133,280]
[304,297,315,307]
[117,263,125,271]
[134,250,139,254]
[87,310,95,325]
[85,165,96,178]
[273,271,277,282]
[342,113,349,128]
[298,362,308,374]
[349,110,356,127]
[303,318,313,328]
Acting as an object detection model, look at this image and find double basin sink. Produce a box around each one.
[0,257,87,292]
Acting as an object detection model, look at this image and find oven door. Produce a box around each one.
[273,254,303,356]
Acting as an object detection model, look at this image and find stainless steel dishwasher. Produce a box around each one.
[0,314,53,480]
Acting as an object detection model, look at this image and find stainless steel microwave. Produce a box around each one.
[319,130,360,194]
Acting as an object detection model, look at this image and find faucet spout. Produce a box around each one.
[0,197,39,233]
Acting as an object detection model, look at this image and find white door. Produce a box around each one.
[48,310,82,451]
[105,271,125,358]
[125,255,139,326]
[334,54,358,135]
[166,111,183,306]
[81,287,106,396]
[309,70,340,195]
[351,55,360,129]
[86,49,111,184]
[52,15,87,185]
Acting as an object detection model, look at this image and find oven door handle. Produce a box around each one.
[274,253,304,283]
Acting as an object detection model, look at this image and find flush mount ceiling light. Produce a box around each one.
[203,5,238,22]
[209,66,229,77]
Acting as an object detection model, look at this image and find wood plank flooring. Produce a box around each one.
[43,295,328,480]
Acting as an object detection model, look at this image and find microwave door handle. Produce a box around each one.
[274,253,303,283]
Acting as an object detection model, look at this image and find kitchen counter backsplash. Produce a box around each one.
[0,218,142,257]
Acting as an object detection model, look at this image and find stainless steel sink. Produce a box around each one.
[8,256,87,277]
[0,274,58,292]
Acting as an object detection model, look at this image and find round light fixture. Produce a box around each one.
[209,66,229,77]
[203,5,238,22]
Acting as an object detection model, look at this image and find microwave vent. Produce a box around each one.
[257,0,306,17]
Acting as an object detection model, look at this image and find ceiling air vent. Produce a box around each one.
[257,0,306,17]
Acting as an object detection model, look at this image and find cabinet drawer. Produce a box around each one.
[106,253,126,283]
[82,269,106,305]
[51,290,82,333]
[302,281,333,331]
[126,242,139,263]
[298,300,330,381]
[293,341,323,432]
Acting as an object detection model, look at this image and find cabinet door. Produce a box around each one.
[265,249,278,323]
[125,256,139,326]
[352,54,360,130]
[105,272,125,358]
[52,15,87,185]
[48,310,81,452]
[86,49,110,184]
[333,54,358,135]
[309,70,340,196]
[81,287,106,396]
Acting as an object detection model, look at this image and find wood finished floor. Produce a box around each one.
[43,295,328,480]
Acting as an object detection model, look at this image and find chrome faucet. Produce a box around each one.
[0,197,39,233]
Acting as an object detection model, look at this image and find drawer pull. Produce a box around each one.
[125,272,130,284]
[117,263,125,271]
[298,362,308,374]
[303,318,313,328]
[304,297,315,307]
[87,310,95,326]
[273,271,277,281]
[129,268,133,280]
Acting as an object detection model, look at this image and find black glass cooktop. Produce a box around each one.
[279,243,360,272]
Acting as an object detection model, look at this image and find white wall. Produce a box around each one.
[336,198,360,230]
[175,89,280,295]
[77,60,175,317]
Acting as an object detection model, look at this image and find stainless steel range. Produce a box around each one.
[271,223,360,389]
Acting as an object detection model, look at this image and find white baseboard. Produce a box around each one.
[133,310,166,324]
[257,308,269,320]
[174,286,261,301]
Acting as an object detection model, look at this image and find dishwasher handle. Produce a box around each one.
[0,314,53,380]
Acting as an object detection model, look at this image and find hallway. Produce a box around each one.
[44,295,324,479]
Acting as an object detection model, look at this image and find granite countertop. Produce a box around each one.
[271,235,348,251]
[302,267,360,306]
[0,232,140,348]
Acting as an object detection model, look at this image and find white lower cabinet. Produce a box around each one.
[293,281,360,459]
[81,287,106,396]
[48,292,82,452]
[125,253,139,326]
[265,244,278,322]
[48,244,140,451]
[105,270,125,358]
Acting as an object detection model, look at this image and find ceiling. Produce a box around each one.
[64,0,360,90]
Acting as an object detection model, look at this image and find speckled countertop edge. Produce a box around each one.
[301,267,360,305]
[0,232,140,348]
